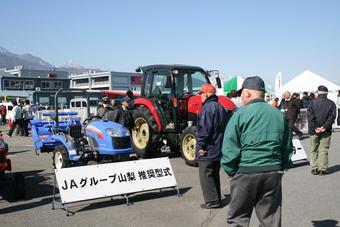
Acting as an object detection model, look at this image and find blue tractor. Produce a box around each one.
[30,111,81,154]
[30,88,134,169]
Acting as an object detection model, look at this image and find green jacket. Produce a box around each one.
[221,99,293,175]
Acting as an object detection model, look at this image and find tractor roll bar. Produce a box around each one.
[54,88,90,129]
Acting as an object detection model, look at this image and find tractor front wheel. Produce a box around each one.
[179,126,198,167]
[53,146,70,169]
[132,106,160,158]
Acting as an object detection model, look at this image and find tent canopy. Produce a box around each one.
[277,70,340,95]
[224,75,275,95]
[265,87,275,96]
[224,75,244,94]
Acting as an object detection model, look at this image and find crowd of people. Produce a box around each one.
[5,99,34,137]
[96,90,135,132]
[227,88,338,141]
[197,77,338,227]
[0,90,136,138]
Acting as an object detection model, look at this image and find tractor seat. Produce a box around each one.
[68,125,82,139]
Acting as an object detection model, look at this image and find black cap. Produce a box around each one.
[240,76,266,93]
[317,85,328,92]
[121,96,130,103]
[101,97,110,104]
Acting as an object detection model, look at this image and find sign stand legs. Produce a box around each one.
[174,186,181,197]
[161,186,181,197]
[124,194,130,205]
[52,173,74,216]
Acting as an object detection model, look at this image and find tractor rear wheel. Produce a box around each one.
[53,146,70,169]
[132,106,160,158]
[179,126,198,167]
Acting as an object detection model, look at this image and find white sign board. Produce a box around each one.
[55,157,177,204]
[292,139,308,162]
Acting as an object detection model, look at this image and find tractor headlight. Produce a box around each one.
[123,127,130,137]
[106,128,121,137]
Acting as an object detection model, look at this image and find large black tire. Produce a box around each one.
[179,126,198,167]
[52,146,70,169]
[14,172,25,200]
[132,106,160,158]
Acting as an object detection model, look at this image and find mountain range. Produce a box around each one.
[0,47,101,74]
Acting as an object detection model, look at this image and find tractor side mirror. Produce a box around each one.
[215,77,222,89]
[208,70,221,88]
[135,67,141,73]
[208,70,219,78]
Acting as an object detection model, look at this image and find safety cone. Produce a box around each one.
[8,118,11,129]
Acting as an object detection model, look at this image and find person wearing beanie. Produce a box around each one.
[307,85,337,175]
[197,84,232,209]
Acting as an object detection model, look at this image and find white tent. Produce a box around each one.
[277,70,340,129]
[277,70,340,96]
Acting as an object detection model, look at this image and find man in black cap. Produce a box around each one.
[113,96,135,132]
[307,85,336,175]
[97,97,114,121]
[221,76,293,227]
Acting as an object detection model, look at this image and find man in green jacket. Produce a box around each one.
[221,76,293,227]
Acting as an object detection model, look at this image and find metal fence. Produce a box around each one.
[295,108,308,133]
[295,108,340,134]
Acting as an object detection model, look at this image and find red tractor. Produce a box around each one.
[131,65,236,166]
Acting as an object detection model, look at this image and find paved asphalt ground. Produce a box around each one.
[1,125,340,227]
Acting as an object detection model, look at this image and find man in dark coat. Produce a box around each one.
[97,97,115,121]
[196,84,232,209]
[113,97,135,131]
[301,91,311,108]
[283,91,303,139]
[307,85,336,175]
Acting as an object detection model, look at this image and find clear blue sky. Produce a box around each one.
[1,0,340,87]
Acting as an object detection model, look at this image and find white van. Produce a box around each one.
[69,98,99,121]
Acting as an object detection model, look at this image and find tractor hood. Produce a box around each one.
[187,94,236,114]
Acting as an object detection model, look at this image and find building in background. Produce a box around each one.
[69,70,143,93]
[0,65,70,107]
[0,66,144,108]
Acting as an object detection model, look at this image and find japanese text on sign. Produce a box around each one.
[55,158,177,204]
